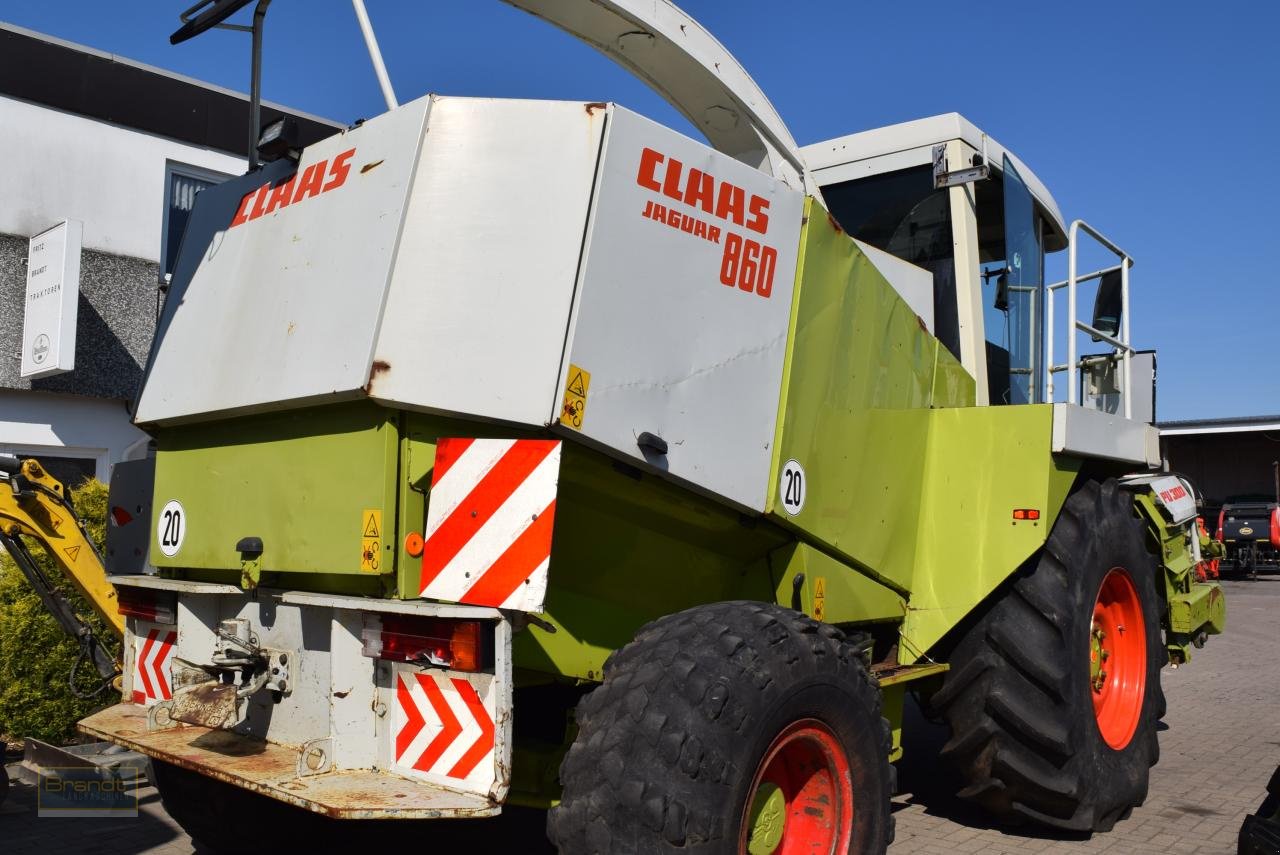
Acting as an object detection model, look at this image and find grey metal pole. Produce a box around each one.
[248,0,272,170]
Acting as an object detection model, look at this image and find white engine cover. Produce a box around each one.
[137,96,805,511]
[555,107,804,509]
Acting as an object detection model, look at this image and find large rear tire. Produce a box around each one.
[1238,765,1280,855]
[932,478,1165,832]
[547,601,893,854]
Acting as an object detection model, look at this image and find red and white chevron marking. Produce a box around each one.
[419,438,561,612]
[131,623,176,706]
[392,669,496,794]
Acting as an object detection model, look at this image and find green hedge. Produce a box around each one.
[0,478,120,745]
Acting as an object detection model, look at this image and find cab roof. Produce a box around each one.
[802,113,1068,252]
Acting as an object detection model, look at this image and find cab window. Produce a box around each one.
[823,166,962,362]
[979,156,1045,405]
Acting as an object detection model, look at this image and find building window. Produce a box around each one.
[0,450,101,488]
[30,455,99,489]
[161,162,232,281]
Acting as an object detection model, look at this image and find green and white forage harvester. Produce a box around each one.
[83,1,1225,851]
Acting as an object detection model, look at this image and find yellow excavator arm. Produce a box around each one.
[0,457,122,688]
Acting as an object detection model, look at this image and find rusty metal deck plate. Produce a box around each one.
[79,704,500,819]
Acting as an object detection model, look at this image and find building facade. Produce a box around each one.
[1160,414,1280,533]
[0,23,340,487]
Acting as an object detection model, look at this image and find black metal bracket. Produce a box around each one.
[171,0,273,170]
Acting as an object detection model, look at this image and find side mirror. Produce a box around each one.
[1091,269,1123,340]
[993,272,1009,312]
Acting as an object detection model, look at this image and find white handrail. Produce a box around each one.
[1044,219,1135,418]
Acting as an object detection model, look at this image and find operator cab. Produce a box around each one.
[803,114,1148,421]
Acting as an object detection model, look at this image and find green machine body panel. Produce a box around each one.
[763,201,1083,661]
[769,542,906,626]
[514,442,792,680]
[1169,581,1225,636]
[149,400,905,681]
[903,405,1080,658]
[762,202,972,601]
[767,200,974,593]
[151,403,399,587]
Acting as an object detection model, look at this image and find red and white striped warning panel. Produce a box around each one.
[419,438,561,612]
[391,667,496,795]
[131,622,176,706]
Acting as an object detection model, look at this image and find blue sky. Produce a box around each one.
[5,2,1276,420]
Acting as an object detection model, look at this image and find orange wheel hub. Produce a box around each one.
[1090,567,1146,749]
[739,719,853,855]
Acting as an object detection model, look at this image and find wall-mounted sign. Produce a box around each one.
[22,219,81,379]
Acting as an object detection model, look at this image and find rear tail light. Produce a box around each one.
[117,586,176,625]
[1012,508,1040,521]
[1217,509,1226,541]
[109,505,134,527]
[361,613,485,672]
[1271,508,1280,550]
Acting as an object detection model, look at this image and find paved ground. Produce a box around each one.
[891,576,1279,855]
[2,577,1276,853]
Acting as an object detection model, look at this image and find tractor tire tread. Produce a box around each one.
[548,601,891,853]
[934,478,1166,832]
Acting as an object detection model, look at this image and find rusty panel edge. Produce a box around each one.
[79,704,501,820]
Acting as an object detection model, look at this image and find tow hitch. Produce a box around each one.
[154,618,293,731]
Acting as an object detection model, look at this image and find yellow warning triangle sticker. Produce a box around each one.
[815,577,826,597]
[566,371,587,398]
[64,545,81,562]
[363,512,380,538]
